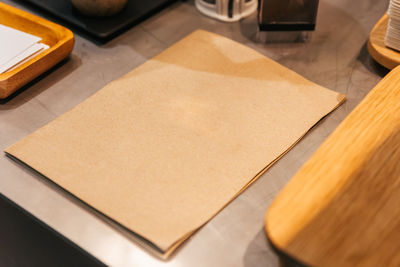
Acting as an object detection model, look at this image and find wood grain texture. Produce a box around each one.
[266,66,400,267]
[368,14,400,70]
[0,2,74,99]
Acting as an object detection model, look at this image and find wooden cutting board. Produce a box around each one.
[266,66,400,267]
[368,14,400,69]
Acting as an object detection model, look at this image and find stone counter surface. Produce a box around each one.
[0,0,390,266]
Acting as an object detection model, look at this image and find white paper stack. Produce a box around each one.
[0,24,49,74]
[386,0,400,51]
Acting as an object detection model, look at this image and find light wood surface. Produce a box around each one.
[368,14,400,69]
[0,2,74,99]
[266,66,400,267]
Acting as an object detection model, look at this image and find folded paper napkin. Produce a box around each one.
[5,30,345,258]
[0,24,48,73]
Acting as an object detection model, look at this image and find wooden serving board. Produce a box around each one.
[0,2,74,99]
[266,66,400,267]
[368,14,400,70]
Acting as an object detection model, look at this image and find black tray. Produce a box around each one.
[18,0,176,40]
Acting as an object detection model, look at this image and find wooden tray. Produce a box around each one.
[0,2,74,99]
[265,66,400,266]
[368,14,400,70]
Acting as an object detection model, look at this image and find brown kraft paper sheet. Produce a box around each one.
[5,30,345,257]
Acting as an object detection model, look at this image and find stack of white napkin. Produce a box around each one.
[0,24,49,74]
[386,0,400,51]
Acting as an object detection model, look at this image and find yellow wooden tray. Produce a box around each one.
[0,2,74,99]
[266,66,400,267]
[368,14,400,70]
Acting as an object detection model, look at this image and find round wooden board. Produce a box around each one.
[368,14,400,70]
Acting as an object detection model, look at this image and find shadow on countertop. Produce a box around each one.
[357,41,390,78]
[243,227,308,267]
[0,194,105,267]
[0,54,81,108]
